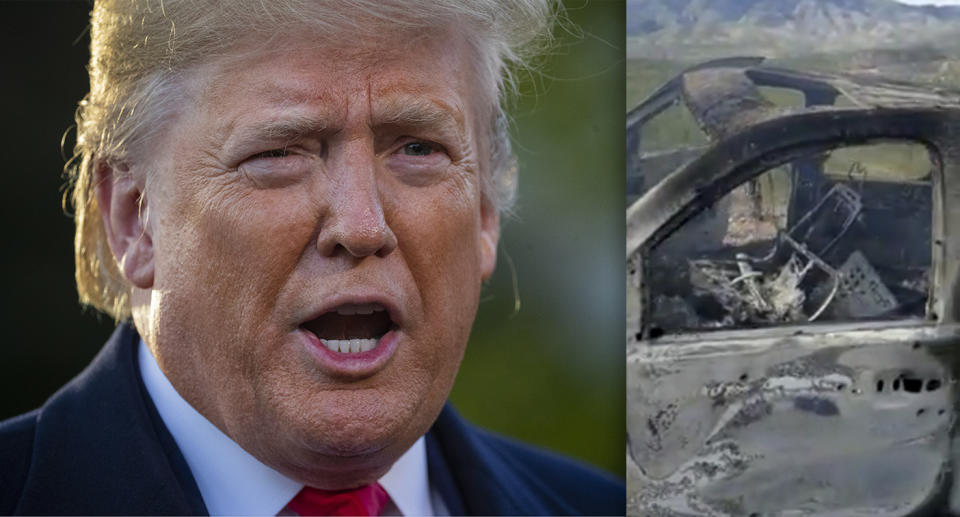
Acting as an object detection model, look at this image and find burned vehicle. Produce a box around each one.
[626,58,960,516]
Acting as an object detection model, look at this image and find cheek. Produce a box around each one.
[154,178,318,336]
[391,176,485,338]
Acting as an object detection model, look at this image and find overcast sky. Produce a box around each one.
[895,0,960,5]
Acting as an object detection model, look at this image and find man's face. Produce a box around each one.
[129,30,498,488]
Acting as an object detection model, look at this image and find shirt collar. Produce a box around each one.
[138,339,437,516]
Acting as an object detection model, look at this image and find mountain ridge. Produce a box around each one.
[627,0,960,60]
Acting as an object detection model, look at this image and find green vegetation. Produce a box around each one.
[825,143,932,182]
[626,58,686,109]
[626,59,704,152]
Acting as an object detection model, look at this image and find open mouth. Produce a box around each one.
[301,303,396,354]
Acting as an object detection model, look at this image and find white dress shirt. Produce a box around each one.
[138,340,447,516]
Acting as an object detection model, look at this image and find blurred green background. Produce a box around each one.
[0,0,625,478]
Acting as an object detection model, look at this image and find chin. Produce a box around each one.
[250,382,428,484]
[271,420,411,490]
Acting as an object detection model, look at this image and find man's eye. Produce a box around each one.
[251,148,290,159]
[403,142,436,156]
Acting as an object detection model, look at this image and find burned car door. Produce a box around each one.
[627,107,960,516]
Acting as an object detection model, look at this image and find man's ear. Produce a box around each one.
[95,160,155,289]
[479,199,499,282]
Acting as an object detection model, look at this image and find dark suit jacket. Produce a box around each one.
[0,324,624,515]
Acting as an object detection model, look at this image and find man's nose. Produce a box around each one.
[316,151,398,259]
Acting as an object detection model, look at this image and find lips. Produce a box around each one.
[295,294,405,377]
[300,302,397,354]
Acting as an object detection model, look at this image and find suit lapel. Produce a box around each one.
[424,430,466,515]
[15,324,207,515]
[425,405,557,516]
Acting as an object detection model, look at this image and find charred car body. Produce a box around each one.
[626,58,960,516]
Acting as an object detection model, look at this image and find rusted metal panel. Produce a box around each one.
[628,323,960,517]
[681,68,775,140]
[746,66,960,109]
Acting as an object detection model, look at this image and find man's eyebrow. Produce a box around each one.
[236,115,331,141]
[216,114,333,156]
[373,97,466,134]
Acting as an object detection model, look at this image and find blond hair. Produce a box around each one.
[68,0,553,319]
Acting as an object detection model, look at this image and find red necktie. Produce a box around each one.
[287,483,390,516]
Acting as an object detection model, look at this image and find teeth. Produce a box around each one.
[322,338,378,353]
[334,303,385,316]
